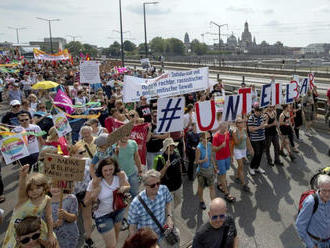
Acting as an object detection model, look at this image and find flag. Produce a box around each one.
[54,89,74,114]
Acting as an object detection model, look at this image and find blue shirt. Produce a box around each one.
[196,142,212,171]
[296,193,330,248]
[91,146,113,165]
[127,185,173,237]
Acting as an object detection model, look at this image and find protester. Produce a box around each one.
[195,132,216,210]
[279,105,296,162]
[77,125,97,156]
[232,117,254,191]
[192,197,238,248]
[8,82,22,102]
[49,182,79,248]
[302,89,315,136]
[45,126,69,155]
[264,105,283,166]
[185,122,200,180]
[325,87,330,127]
[3,165,57,248]
[2,99,22,126]
[212,122,235,202]
[13,110,44,170]
[85,157,130,248]
[296,175,330,248]
[247,104,266,175]
[127,169,179,248]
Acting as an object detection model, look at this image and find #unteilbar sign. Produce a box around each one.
[44,153,86,181]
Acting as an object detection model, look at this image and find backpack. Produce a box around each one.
[153,155,165,170]
[298,189,319,214]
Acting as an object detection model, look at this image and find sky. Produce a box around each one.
[1,0,330,48]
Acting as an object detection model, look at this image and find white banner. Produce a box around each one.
[52,112,72,137]
[123,67,209,103]
[156,97,184,133]
[0,134,29,164]
[33,48,70,61]
[80,61,101,84]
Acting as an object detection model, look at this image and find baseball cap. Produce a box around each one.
[94,133,109,147]
[10,100,21,106]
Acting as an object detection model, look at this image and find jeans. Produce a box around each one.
[0,163,3,196]
[313,239,330,248]
[265,134,280,162]
[128,172,140,199]
[250,140,265,169]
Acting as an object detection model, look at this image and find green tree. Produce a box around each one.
[165,38,185,55]
[65,41,83,57]
[82,43,98,58]
[150,37,166,54]
[190,39,208,55]
[137,43,145,55]
[109,41,121,57]
[123,40,136,52]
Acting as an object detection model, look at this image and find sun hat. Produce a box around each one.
[160,137,178,153]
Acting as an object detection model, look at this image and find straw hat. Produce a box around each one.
[160,137,178,153]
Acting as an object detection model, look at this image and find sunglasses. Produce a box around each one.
[19,232,40,244]
[78,150,86,155]
[147,182,160,188]
[211,214,226,221]
[129,114,135,118]
[13,105,20,108]
[19,119,29,122]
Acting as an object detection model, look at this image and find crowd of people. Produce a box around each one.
[0,56,329,248]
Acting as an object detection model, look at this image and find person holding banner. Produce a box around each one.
[195,132,216,210]
[3,165,57,248]
[233,117,254,192]
[85,157,130,248]
[212,122,235,202]
[247,105,266,176]
[279,105,296,162]
[302,89,315,137]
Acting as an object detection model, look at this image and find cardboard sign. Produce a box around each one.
[80,61,101,84]
[44,154,86,181]
[53,180,74,191]
[0,134,29,164]
[107,121,134,146]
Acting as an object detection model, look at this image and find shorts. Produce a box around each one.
[234,148,246,160]
[197,174,215,188]
[94,209,124,234]
[216,157,231,175]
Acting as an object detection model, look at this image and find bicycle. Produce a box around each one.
[310,166,330,190]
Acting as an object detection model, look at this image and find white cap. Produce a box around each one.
[10,100,21,106]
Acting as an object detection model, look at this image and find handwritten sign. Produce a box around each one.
[52,112,72,137]
[107,121,134,146]
[80,61,101,84]
[0,134,29,164]
[44,154,86,181]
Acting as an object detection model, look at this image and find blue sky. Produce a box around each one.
[1,0,330,47]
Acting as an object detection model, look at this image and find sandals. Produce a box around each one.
[217,184,225,193]
[0,195,5,203]
[224,194,236,202]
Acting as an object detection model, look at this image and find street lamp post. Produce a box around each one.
[66,35,81,42]
[8,27,27,44]
[118,0,125,66]
[143,1,159,58]
[210,21,228,68]
[36,17,60,54]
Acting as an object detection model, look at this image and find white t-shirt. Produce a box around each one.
[21,79,32,90]
[87,174,127,218]
[13,124,42,154]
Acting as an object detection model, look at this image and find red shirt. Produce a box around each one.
[212,131,230,160]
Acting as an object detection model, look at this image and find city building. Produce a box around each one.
[29,37,67,53]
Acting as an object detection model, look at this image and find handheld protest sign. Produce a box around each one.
[106,121,134,146]
[0,133,29,165]
[43,153,85,181]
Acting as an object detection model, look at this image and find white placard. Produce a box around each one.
[52,112,72,137]
[0,134,29,164]
[80,61,101,84]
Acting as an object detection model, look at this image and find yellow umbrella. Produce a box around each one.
[32,81,59,90]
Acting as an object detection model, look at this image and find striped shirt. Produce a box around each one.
[127,185,173,237]
[247,114,265,141]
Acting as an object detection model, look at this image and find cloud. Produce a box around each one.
[126,3,171,16]
[264,20,281,27]
[226,6,254,13]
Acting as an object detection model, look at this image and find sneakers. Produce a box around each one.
[289,154,296,162]
[249,168,256,175]
[200,201,206,210]
[84,238,95,248]
[305,131,312,137]
[256,167,266,174]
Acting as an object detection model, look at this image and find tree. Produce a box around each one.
[65,41,83,57]
[109,41,121,57]
[150,37,166,54]
[190,39,208,55]
[165,38,185,55]
[123,40,136,52]
[137,43,145,55]
[82,43,98,58]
